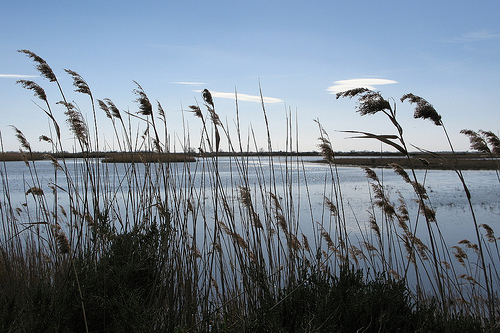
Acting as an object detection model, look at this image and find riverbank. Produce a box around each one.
[314,152,499,170]
[0,152,195,163]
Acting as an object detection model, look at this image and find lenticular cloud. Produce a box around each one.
[327,78,397,94]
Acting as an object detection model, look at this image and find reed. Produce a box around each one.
[0,51,497,332]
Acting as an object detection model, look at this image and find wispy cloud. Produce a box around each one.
[450,30,500,43]
[172,81,207,85]
[0,74,38,79]
[194,90,283,104]
[326,78,397,94]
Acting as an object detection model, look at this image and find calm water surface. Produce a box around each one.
[2,156,500,245]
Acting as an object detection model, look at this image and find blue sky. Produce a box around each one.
[1,0,499,153]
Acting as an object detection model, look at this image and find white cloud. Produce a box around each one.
[450,30,500,42]
[326,78,397,94]
[194,90,283,104]
[172,81,206,85]
[0,74,38,79]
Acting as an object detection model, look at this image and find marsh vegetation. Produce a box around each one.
[1,51,499,332]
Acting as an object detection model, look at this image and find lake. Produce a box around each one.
[3,155,499,245]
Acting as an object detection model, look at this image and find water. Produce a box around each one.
[2,156,500,243]
[3,155,500,300]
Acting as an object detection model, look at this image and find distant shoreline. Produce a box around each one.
[312,154,499,170]
[0,151,497,169]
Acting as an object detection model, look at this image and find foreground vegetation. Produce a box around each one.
[1,50,499,332]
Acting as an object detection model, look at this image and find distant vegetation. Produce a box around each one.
[2,150,498,170]
[1,50,499,332]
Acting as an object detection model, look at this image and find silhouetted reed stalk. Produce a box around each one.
[336,89,450,315]
[402,95,497,323]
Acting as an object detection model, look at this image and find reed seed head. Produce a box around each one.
[202,89,214,108]
[479,224,496,242]
[401,93,442,126]
[320,228,335,250]
[104,98,122,119]
[233,233,248,249]
[26,186,44,196]
[414,237,429,260]
[324,196,337,215]
[335,87,371,99]
[10,126,31,152]
[188,105,203,119]
[317,137,335,164]
[480,130,500,154]
[238,185,252,208]
[452,246,467,266]
[18,49,57,82]
[338,89,391,116]
[368,212,381,240]
[16,80,47,102]
[276,214,288,235]
[420,203,436,222]
[133,81,153,116]
[217,220,232,236]
[157,101,165,121]
[363,167,379,182]
[411,181,428,200]
[269,192,282,212]
[43,154,62,170]
[98,99,112,119]
[39,135,52,143]
[302,233,311,252]
[390,163,411,183]
[51,224,70,254]
[58,101,89,147]
[65,69,91,97]
[461,129,490,153]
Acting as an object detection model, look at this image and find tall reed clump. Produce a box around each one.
[328,88,499,328]
[0,51,494,332]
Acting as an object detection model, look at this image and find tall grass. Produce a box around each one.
[0,51,498,332]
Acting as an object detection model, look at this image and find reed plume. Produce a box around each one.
[16,80,47,102]
[104,98,122,119]
[202,88,214,108]
[324,196,337,215]
[238,185,252,208]
[58,101,89,147]
[188,105,203,119]
[133,81,153,116]
[461,129,500,156]
[479,224,496,242]
[302,233,311,252]
[317,137,335,164]
[363,166,379,182]
[26,186,44,196]
[65,69,92,97]
[98,99,112,119]
[452,246,467,266]
[461,129,490,153]
[51,224,70,254]
[10,126,31,152]
[39,135,52,143]
[390,163,411,183]
[157,101,166,122]
[337,89,391,116]
[480,130,500,154]
[18,49,57,82]
[401,93,442,126]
